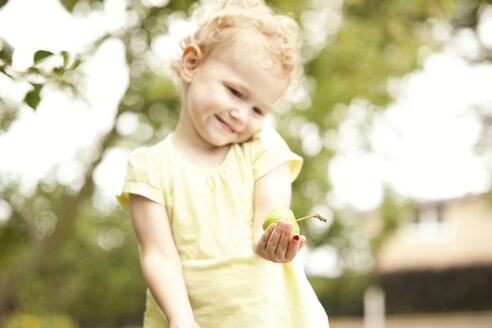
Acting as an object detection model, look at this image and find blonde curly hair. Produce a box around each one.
[171,0,302,83]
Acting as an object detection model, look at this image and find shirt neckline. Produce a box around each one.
[165,133,236,173]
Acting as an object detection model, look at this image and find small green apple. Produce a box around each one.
[262,207,327,236]
[262,207,299,235]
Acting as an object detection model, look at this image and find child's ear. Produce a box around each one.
[180,44,202,84]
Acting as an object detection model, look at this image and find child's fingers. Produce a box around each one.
[265,220,284,252]
[254,223,275,253]
[285,234,301,260]
[274,222,293,257]
[285,235,307,262]
[298,235,306,250]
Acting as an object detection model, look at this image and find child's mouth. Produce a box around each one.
[215,115,237,133]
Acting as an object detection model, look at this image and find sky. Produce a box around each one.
[1,0,492,276]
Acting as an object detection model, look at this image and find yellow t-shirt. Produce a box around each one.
[117,127,329,328]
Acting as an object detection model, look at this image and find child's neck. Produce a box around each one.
[171,129,231,169]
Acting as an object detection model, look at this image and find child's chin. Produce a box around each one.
[235,133,256,144]
[238,136,253,144]
[208,133,251,146]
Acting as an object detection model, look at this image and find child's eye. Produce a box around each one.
[252,107,263,116]
[228,87,242,98]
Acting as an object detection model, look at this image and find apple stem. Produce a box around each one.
[295,213,328,223]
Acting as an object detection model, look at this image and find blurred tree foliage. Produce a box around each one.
[0,0,491,325]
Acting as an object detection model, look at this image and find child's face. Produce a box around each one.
[181,33,290,148]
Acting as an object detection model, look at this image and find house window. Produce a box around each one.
[409,203,452,243]
[413,204,443,224]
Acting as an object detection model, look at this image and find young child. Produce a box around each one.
[117,1,329,327]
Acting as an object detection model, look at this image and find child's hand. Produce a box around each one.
[253,220,306,263]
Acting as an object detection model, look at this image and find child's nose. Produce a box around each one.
[229,107,247,124]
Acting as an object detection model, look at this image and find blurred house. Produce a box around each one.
[364,193,492,315]
[374,193,492,271]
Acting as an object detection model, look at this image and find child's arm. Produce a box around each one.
[129,194,200,328]
[252,163,306,263]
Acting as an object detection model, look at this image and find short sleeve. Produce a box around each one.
[116,147,165,211]
[249,127,303,182]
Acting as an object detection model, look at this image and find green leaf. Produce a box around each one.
[59,0,77,12]
[33,50,54,64]
[0,65,13,79]
[69,58,81,70]
[0,38,14,63]
[69,83,78,96]
[53,66,64,74]
[0,0,8,10]
[24,83,43,110]
[27,67,41,74]
[61,50,69,67]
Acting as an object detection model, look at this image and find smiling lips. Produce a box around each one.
[216,115,237,134]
